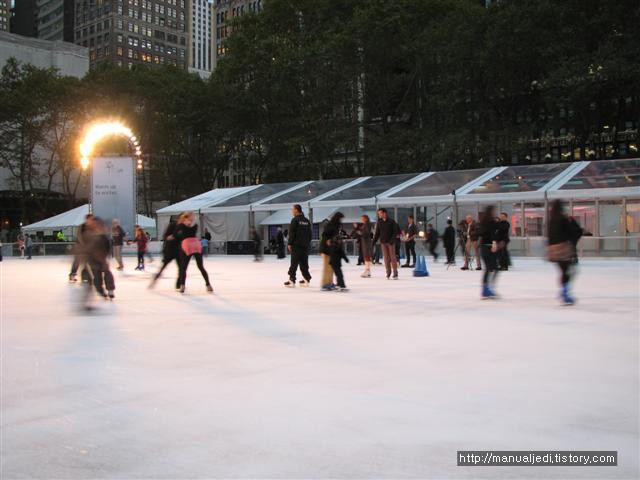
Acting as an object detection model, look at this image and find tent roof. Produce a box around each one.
[259,206,338,226]
[156,185,259,215]
[159,159,640,214]
[22,205,156,231]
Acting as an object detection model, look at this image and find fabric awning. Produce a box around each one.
[22,204,156,231]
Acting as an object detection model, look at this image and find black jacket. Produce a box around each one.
[175,223,198,242]
[549,215,582,246]
[373,217,399,244]
[479,219,499,245]
[319,221,339,255]
[288,213,312,248]
[495,220,510,243]
[443,225,456,246]
[427,228,439,245]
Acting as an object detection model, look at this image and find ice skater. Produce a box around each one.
[276,227,286,259]
[134,225,148,271]
[111,219,126,270]
[426,223,439,262]
[69,214,93,282]
[251,227,263,262]
[86,217,116,302]
[175,211,213,294]
[461,215,481,271]
[319,212,342,290]
[355,214,373,277]
[496,212,511,270]
[443,219,456,265]
[373,208,400,280]
[329,221,349,292]
[149,218,180,289]
[25,235,33,259]
[284,204,312,287]
[401,215,417,267]
[478,206,499,299]
[547,200,580,305]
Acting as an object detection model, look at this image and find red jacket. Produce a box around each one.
[135,232,148,252]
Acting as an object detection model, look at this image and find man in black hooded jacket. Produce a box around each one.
[285,204,312,287]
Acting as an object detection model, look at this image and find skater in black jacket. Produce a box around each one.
[285,204,312,287]
[496,213,511,270]
[329,227,349,292]
[83,217,116,309]
[276,227,286,259]
[479,206,500,299]
[443,219,456,264]
[150,219,180,289]
[175,211,212,294]
[548,200,582,305]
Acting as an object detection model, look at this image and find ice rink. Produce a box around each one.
[1,254,639,479]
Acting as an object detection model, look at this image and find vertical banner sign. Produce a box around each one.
[91,156,136,238]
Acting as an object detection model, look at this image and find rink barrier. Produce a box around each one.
[2,236,639,258]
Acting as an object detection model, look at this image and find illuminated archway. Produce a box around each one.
[79,121,143,170]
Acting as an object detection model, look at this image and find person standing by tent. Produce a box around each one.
[25,235,33,259]
[547,200,580,305]
[284,204,312,287]
[276,227,286,259]
[496,212,511,271]
[319,212,343,290]
[402,215,418,267]
[373,208,400,280]
[355,214,373,278]
[175,211,213,294]
[478,206,499,299]
[443,219,456,265]
[111,219,126,270]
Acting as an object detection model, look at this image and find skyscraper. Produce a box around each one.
[37,0,74,41]
[213,0,261,70]
[188,0,213,77]
[74,0,188,70]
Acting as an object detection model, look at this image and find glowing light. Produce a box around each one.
[79,121,142,170]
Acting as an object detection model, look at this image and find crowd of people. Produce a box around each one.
[281,202,583,303]
[60,200,584,309]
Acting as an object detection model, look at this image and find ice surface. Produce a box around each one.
[1,255,638,479]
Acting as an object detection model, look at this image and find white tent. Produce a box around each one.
[155,185,259,239]
[22,204,156,240]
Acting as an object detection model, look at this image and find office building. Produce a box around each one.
[188,0,213,77]
[74,0,188,69]
[213,0,261,70]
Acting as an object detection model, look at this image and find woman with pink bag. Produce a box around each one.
[175,211,213,294]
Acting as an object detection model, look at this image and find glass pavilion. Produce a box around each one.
[156,159,640,256]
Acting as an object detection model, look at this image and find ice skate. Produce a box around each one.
[284,279,295,288]
[299,279,310,287]
[206,284,213,293]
